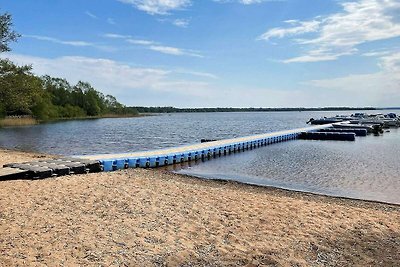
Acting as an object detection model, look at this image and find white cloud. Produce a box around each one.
[23,35,113,51]
[24,35,92,47]
[4,53,396,107]
[172,18,189,28]
[85,11,98,19]
[157,17,190,28]
[103,33,202,57]
[379,52,400,72]
[103,33,131,39]
[1,53,218,106]
[307,52,400,105]
[117,0,191,15]
[259,0,400,63]
[213,0,277,4]
[149,45,202,57]
[174,69,219,79]
[0,53,316,107]
[240,0,268,4]
[4,54,167,89]
[284,48,357,63]
[107,18,116,25]
[258,20,320,41]
[127,39,156,45]
[362,51,392,57]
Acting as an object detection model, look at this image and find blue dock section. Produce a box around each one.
[76,124,334,172]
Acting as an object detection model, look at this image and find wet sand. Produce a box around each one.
[0,149,399,266]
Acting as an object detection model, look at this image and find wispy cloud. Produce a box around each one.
[214,0,281,4]
[23,34,113,51]
[306,51,400,105]
[1,53,219,106]
[85,11,98,19]
[172,18,189,28]
[174,69,218,79]
[363,51,391,57]
[4,52,396,107]
[259,0,400,63]
[157,17,190,28]
[104,33,203,57]
[107,18,116,25]
[103,33,130,39]
[116,0,191,15]
[24,35,92,47]
[127,39,156,45]
[283,48,357,63]
[240,0,264,3]
[258,20,320,41]
[361,48,400,57]
[149,45,202,57]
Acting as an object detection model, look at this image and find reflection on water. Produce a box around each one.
[175,128,400,204]
[1,110,399,204]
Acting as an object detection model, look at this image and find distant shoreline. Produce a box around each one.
[2,107,399,127]
[133,106,400,113]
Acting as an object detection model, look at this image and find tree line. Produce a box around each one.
[0,12,137,120]
[133,106,378,113]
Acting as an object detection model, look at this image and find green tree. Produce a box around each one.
[31,91,58,120]
[41,75,72,106]
[0,11,134,121]
[0,12,20,53]
[0,59,42,115]
[105,94,126,114]
[73,81,101,116]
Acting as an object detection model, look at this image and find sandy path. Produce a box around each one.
[0,150,399,266]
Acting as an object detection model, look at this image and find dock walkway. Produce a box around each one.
[77,124,333,171]
[0,124,335,179]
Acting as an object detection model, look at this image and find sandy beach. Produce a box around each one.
[0,149,399,266]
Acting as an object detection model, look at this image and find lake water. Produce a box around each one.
[1,111,399,204]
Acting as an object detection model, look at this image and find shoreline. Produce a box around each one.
[0,148,399,266]
[0,113,144,128]
[178,172,400,207]
[1,147,399,207]
[1,147,398,207]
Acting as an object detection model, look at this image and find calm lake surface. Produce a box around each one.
[1,110,399,204]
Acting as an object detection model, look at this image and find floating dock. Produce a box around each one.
[1,158,102,180]
[76,124,335,171]
[317,128,368,136]
[299,131,356,141]
[1,114,395,181]
[2,122,366,180]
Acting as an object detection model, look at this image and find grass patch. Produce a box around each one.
[0,113,143,127]
[0,117,38,127]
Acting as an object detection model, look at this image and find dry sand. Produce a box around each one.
[0,149,399,266]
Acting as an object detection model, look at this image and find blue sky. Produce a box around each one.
[2,0,400,107]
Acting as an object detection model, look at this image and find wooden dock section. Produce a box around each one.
[76,124,334,171]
